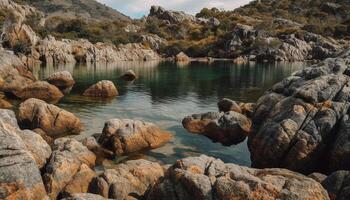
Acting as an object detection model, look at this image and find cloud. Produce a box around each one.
[96,0,252,18]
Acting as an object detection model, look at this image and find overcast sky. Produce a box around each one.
[96,0,252,18]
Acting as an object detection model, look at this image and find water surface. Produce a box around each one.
[34,61,304,166]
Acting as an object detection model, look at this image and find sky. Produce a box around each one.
[96,0,252,19]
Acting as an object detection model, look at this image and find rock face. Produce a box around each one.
[183,111,251,146]
[95,159,164,199]
[146,155,329,200]
[248,50,350,173]
[176,52,190,62]
[98,119,172,156]
[43,138,96,199]
[149,6,197,23]
[14,80,64,102]
[0,109,47,199]
[46,70,75,89]
[18,98,81,137]
[83,80,118,98]
[140,34,167,50]
[322,170,350,200]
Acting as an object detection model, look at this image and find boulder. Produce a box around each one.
[176,52,190,62]
[46,70,75,89]
[140,34,167,50]
[101,159,164,200]
[88,177,109,198]
[322,171,350,200]
[146,155,329,200]
[43,138,96,199]
[218,98,242,113]
[18,98,81,137]
[81,136,114,160]
[119,69,137,81]
[0,109,47,199]
[182,111,251,146]
[83,80,118,98]
[14,81,64,102]
[0,98,12,109]
[149,6,197,23]
[98,119,172,156]
[61,193,107,200]
[248,51,350,173]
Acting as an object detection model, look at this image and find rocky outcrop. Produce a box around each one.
[98,119,172,156]
[61,193,107,200]
[46,71,75,89]
[140,34,167,50]
[0,109,48,199]
[176,52,190,62]
[322,170,350,200]
[248,50,350,173]
[83,80,118,98]
[18,98,81,137]
[183,111,251,145]
[43,138,96,199]
[13,80,64,102]
[149,6,197,24]
[93,159,164,199]
[146,155,329,200]
[119,69,137,81]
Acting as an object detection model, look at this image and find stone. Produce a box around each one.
[88,177,109,198]
[120,70,137,81]
[81,136,114,160]
[102,159,164,200]
[83,80,118,98]
[0,98,12,108]
[149,6,197,23]
[46,71,75,89]
[182,111,251,146]
[18,98,81,137]
[146,155,329,200]
[14,81,64,102]
[176,52,190,62]
[98,119,172,156]
[309,173,328,183]
[0,109,47,199]
[140,34,167,50]
[322,171,350,200]
[61,193,107,200]
[218,98,242,113]
[43,138,96,199]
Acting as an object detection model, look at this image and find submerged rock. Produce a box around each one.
[176,52,190,62]
[83,80,118,98]
[14,81,64,102]
[146,155,329,200]
[18,98,81,137]
[98,119,172,156]
[120,69,137,81]
[46,70,75,89]
[182,111,251,146]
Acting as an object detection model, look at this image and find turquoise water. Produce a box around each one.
[34,60,304,166]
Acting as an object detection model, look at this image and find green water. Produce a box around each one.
[33,60,304,166]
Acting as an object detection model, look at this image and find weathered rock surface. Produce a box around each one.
[43,138,96,199]
[14,80,64,102]
[140,34,167,50]
[176,52,190,62]
[182,111,251,145]
[120,69,137,81]
[248,50,350,173]
[61,193,107,200]
[99,159,164,200]
[83,80,118,98]
[322,170,350,200]
[18,98,81,137]
[98,119,172,156]
[146,155,329,200]
[46,70,75,89]
[149,6,197,24]
[0,109,47,199]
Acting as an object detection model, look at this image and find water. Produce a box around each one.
[33,60,304,166]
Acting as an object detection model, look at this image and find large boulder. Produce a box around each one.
[182,111,251,146]
[83,80,118,98]
[149,6,197,23]
[146,155,329,200]
[140,34,167,50]
[43,138,96,199]
[322,170,350,200]
[119,69,137,81]
[18,98,81,137]
[46,70,75,89]
[14,81,64,102]
[98,119,172,156]
[248,50,350,173]
[0,109,47,199]
[97,159,164,199]
[176,52,190,62]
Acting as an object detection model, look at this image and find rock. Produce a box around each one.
[176,52,190,62]
[309,173,328,183]
[0,98,12,108]
[81,136,114,160]
[146,155,329,200]
[5,23,40,48]
[322,171,350,200]
[140,34,167,50]
[61,193,107,200]
[102,159,164,200]
[83,80,118,98]
[18,98,81,137]
[0,49,36,94]
[46,71,75,89]
[218,98,242,113]
[248,52,350,173]
[0,109,47,199]
[14,81,64,102]
[33,128,54,145]
[182,111,251,146]
[149,6,197,23]
[88,177,109,198]
[98,119,172,156]
[119,70,137,81]
[43,138,96,199]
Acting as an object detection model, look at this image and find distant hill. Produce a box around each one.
[13,0,131,22]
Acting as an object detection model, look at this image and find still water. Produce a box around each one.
[34,60,304,166]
